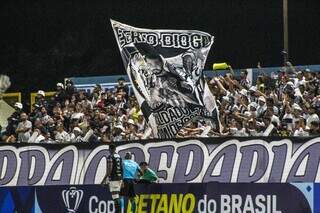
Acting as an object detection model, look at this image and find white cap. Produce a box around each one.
[271,115,280,126]
[114,125,125,131]
[258,96,266,102]
[292,103,302,111]
[283,113,293,120]
[127,119,136,125]
[14,102,23,109]
[249,102,258,109]
[240,89,248,96]
[286,81,294,87]
[232,105,239,111]
[298,80,306,87]
[249,86,257,92]
[37,90,45,97]
[244,111,251,117]
[73,127,82,133]
[56,83,64,89]
[307,114,320,127]
[222,96,230,102]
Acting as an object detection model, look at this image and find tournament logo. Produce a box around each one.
[62,187,83,213]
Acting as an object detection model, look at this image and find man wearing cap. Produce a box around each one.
[121,152,142,213]
[248,86,258,102]
[257,96,267,118]
[101,144,123,213]
[35,90,48,109]
[113,125,125,142]
[5,102,23,136]
[54,83,67,105]
[127,119,141,140]
[70,127,83,143]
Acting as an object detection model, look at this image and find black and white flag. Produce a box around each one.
[111,20,221,139]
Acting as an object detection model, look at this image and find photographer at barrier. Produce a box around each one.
[138,161,158,184]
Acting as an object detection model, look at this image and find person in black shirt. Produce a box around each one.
[5,102,23,136]
[54,83,67,106]
[101,144,123,213]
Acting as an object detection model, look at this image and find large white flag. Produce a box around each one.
[111,20,220,139]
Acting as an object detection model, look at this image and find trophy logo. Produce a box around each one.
[62,187,84,212]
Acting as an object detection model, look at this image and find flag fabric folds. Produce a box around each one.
[111,20,221,139]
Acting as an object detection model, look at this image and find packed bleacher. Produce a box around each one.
[1,62,320,143]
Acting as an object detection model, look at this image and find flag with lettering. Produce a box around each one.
[111,20,221,138]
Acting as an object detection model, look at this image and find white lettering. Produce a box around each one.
[255,194,266,213]
[221,195,231,212]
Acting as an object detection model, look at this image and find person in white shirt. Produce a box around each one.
[55,123,70,143]
[70,127,83,143]
[306,106,319,129]
[293,118,309,136]
[28,128,45,143]
[136,113,146,133]
[16,113,32,142]
[256,96,266,118]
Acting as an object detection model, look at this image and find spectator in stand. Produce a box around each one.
[70,127,83,143]
[65,79,77,100]
[2,61,320,143]
[115,77,129,100]
[136,112,146,133]
[16,112,32,142]
[309,121,320,135]
[5,102,23,137]
[112,125,125,142]
[55,122,70,143]
[35,90,48,109]
[54,83,67,105]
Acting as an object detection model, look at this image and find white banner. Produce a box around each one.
[111,20,220,138]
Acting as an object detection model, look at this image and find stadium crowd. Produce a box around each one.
[1,62,320,143]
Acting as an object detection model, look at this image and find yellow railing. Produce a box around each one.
[1,92,21,107]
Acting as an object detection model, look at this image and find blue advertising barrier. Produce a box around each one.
[0,183,317,212]
[0,137,320,187]
[1,137,320,186]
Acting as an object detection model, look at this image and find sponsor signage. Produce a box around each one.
[0,183,316,213]
[0,137,320,186]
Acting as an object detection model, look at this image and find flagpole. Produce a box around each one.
[283,0,289,64]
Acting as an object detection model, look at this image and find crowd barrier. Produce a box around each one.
[0,137,319,186]
[0,182,317,212]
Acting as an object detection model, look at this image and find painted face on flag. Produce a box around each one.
[111,20,221,138]
[182,54,194,74]
[145,55,163,75]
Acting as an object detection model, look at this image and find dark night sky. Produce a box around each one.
[0,0,319,93]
